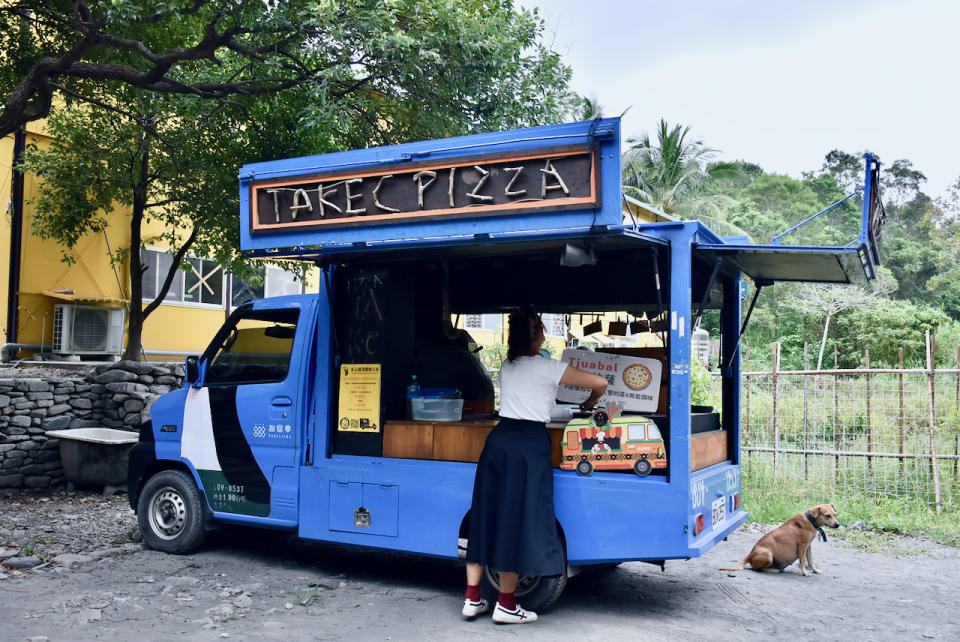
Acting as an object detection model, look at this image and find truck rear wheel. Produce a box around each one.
[633,458,652,476]
[138,469,207,554]
[480,543,568,612]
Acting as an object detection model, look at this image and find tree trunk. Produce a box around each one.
[122,145,150,361]
[120,138,201,360]
[816,312,832,371]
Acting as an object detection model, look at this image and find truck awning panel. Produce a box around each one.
[694,244,865,284]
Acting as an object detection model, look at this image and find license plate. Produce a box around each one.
[711,496,726,528]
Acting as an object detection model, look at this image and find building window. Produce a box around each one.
[465,314,504,331]
[465,314,483,330]
[230,266,303,309]
[141,249,224,308]
[542,313,566,337]
[184,258,223,305]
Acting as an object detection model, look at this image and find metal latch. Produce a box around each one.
[354,507,371,528]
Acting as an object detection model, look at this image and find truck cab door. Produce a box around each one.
[180,300,308,521]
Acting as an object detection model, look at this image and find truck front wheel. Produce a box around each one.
[138,469,207,554]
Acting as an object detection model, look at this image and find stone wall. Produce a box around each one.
[0,361,183,490]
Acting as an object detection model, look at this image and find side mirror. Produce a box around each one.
[185,356,200,385]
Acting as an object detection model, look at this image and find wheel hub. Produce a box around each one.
[150,488,187,539]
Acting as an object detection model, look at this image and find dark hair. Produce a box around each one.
[507,307,544,361]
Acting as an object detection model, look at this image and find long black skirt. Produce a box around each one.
[464,417,563,577]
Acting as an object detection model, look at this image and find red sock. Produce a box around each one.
[465,584,481,602]
[497,591,516,610]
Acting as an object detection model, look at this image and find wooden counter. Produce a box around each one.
[383,419,727,472]
[383,420,564,466]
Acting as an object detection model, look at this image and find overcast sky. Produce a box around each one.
[519,0,960,199]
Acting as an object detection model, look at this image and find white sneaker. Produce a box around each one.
[492,603,538,624]
[462,598,489,618]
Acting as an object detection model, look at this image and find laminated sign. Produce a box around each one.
[557,350,662,413]
[338,364,381,432]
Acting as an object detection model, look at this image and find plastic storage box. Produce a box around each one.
[411,397,464,421]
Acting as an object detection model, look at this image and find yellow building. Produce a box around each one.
[1,124,307,362]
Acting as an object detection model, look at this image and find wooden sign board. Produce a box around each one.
[250,146,599,234]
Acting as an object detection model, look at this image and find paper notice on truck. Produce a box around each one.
[338,363,381,432]
[557,349,662,413]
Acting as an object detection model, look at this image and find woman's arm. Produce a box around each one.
[560,366,608,411]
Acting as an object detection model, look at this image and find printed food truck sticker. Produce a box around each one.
[181,387,271,517]
[338,364,382,433]
[560,413,667,477]
[557,350,662,413]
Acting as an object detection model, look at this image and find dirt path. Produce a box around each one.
[2,491,958,641]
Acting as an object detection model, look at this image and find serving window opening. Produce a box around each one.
[328,241,735,476]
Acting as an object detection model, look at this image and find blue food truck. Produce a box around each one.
[128,118,883,609]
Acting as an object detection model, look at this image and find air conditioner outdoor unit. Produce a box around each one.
[52,304,125,356]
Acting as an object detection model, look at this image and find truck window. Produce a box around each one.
[205,308,300,385]
[627,424,648,441]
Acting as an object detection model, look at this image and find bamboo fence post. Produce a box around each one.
[953,346,960,479]
[772,342,781,481]
[866,349,873,472]
[925,330,942,513]
[955,346,960,412]
[834,344,840,481]
[803,342,810,482]
[899,347,905,478]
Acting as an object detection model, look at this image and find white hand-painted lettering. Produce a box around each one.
[540,158,570,198]
[691,480,706,509]
[468,165,493,202]
[448,167,456,207]
[266,189,282,222]
[372,175,398,213]
[315,182,342,217]
[503,166,526,197]
[290,188,313,219]
[413,170,437,208]
[345,178,366,216]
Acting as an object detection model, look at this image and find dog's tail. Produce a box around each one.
[718,557,748,572]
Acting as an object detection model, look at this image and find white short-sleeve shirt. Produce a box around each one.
[498,355,569,423]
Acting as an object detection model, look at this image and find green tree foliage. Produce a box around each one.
[19,0,576,359]
[833,298,958,367]
[702,145,960,368]
[621,120,740,230]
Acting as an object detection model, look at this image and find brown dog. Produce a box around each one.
[719,504,839,576]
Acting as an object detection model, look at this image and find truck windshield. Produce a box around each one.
[205,308,300,385]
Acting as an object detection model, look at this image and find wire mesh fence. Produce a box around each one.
[722,336,960,513]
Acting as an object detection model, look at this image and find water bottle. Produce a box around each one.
[406,375,420,418]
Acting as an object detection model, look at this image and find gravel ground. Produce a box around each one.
[3,490,960,642]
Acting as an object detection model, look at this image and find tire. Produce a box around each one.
[137,469,208,554]
[633,458,652,476]
[480,539,568,612]
[576,459,593,476]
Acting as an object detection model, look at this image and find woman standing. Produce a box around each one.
[462,308,608,624]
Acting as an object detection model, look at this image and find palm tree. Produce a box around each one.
[622,119,745,236]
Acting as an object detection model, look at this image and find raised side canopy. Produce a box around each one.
[239,119,623,256]
[694,154,884,285]
[694,245,865,285]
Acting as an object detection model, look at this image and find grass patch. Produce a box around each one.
[743,481,960,549]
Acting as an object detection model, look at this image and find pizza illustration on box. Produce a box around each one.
[560,405,666,477]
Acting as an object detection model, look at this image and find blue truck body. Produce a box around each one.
[129,118,882,606]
